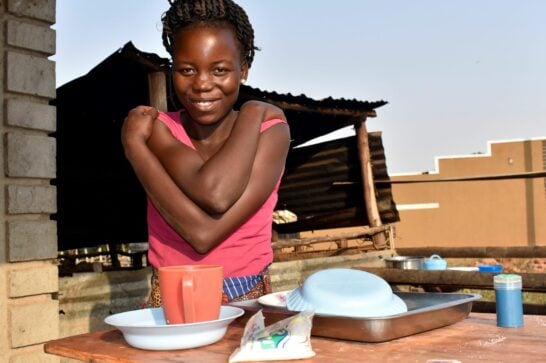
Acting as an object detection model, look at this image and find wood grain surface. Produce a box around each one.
[45,313,546,363]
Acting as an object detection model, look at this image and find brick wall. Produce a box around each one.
[1,1,59,362]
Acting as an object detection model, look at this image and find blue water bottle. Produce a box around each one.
[494,274,523,328]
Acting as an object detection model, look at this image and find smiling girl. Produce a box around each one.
[121,0,290,305]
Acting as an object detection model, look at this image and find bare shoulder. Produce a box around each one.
[241,100,287,122]
[258,121,291,159]
[148,116,180,155]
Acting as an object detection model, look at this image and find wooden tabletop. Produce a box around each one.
[45,313,546,363]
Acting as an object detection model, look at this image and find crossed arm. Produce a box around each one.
[121,102,290,253]
[147,101,287,213]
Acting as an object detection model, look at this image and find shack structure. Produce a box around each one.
[53,43,399,266]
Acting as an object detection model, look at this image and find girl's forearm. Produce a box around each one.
[124,139,236,253]
[186,101,264,210]
[155,101,283,214]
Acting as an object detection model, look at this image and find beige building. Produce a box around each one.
[391,137,546,248]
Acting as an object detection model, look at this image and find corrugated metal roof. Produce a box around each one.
[274,133,399,233]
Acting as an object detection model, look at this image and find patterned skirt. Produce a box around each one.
[146,267,272,308]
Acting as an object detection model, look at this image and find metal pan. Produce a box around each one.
[230,292,480,343]
[384,256,424,270]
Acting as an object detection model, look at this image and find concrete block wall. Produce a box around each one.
[1,1,59,362]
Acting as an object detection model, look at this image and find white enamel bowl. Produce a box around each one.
[104,305,244,350]
[287,268,407,318]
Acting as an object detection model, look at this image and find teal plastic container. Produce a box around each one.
[494,274,523,328]
[423,254,447,270]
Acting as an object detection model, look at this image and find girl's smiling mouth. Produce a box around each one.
[189,98,219,111]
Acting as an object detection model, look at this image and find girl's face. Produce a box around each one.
[171,25,248,126]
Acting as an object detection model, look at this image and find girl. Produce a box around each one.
[122,0,290,305]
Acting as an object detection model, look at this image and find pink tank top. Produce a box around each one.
[147,111,286,277]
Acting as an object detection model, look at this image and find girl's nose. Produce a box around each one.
[193,72,214,91]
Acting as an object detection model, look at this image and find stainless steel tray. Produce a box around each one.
[230,292,481,342]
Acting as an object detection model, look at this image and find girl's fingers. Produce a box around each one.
[144,107,159,119]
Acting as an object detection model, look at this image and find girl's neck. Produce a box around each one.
[181,109,236,139]
[180,109,238,159]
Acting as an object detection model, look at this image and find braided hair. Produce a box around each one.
[162,0,258,67]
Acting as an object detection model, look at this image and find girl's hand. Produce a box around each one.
[121,106,159,147]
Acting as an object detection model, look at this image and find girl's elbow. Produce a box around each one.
[191,242,212,255]
[204,200,232,214]
[185,231,219,254]
[200,191,235,214]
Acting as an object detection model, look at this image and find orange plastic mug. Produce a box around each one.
[158,265,223,324]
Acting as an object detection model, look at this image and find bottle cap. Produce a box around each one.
[494,274,522,289]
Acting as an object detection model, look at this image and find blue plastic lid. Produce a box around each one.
[478,264,503,273]
[286,268,407,318]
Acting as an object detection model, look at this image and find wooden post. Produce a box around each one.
[337,238,349,249]
[148,71,168,111]
[355,119,387,249]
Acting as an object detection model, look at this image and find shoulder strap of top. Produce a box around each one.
[260,118,287,133]
[157,113,286,142]
[157,111,195,149]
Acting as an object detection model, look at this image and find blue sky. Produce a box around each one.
[53,0,546,173]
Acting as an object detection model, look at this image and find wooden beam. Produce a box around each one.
[333,171,546,187]
[271,225,391,250]
[147,71,167,111]
[259,100,378,118]
[354,267,546,292]
[355,120,387,249]
[473,301,546,315]
[380,170,546,184]
[396,246,546,258]
[274,248,366,262]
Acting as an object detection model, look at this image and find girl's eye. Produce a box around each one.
[177,67,195,75]
[213,67,229,75]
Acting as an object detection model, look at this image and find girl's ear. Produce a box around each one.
[240,63,249,84]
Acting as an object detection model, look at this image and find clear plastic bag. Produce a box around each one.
[229,310,315,362]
